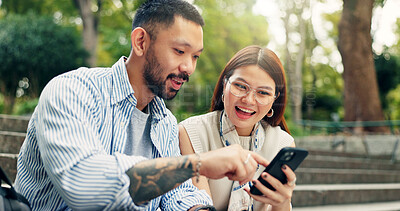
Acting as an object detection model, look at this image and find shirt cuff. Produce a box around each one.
[161,179,213,210]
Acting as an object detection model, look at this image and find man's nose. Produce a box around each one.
[179,56,196,76]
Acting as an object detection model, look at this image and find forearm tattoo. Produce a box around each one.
[126,155,196,205]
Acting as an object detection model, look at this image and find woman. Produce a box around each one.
[179,45,296,211]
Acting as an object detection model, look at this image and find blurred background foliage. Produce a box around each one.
[0,12,87,113]
[0,0,399,136]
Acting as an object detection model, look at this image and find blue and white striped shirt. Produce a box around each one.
[15,57,211,210]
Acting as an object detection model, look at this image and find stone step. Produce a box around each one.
[0,114,30,133]
[307,149,393,160]
[296,168,400,184]
[293,200,400,211]
[292,183,400,207]
[0,131,26,154]
[297,135,400,161]
[0,153,18,182]
[302,155,400,170]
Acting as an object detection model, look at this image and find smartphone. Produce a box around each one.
[249,147,308,195]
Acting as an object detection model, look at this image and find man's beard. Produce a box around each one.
[143,47,189,100]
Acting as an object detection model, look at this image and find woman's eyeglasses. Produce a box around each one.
[226,79,278,105]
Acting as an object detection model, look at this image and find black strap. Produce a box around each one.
[0,166,31,207]
[0,166,19,200]
[0,166,13,186]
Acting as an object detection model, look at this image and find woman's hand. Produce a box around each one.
[244,165,296,210]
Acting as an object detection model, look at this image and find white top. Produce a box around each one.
[180,110,294,210]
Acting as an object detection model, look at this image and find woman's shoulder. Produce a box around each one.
[179,111,222,153]
[262,123,294,146]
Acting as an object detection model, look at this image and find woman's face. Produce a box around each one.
[223,65,276,136]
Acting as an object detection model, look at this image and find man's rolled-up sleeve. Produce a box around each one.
[160,179,212,210]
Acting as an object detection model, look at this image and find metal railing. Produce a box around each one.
[296,119,400,163]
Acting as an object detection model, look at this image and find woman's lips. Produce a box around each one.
[235,106,256,119]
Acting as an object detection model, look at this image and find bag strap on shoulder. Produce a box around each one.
[0,166,19,200]
[0,166,13,187]
[0,166,31,210]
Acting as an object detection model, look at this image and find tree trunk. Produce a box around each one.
[338,0,389,133]
[73,0,100,67]
[283,11,295,120]
[282,1,306,122]
[293,3,307,122]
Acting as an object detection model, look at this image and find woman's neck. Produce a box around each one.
[235,126,255,137]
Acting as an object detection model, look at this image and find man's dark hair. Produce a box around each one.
[132,0,204,40]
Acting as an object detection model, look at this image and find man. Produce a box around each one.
[15,0,266,210]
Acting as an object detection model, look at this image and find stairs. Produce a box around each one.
[0,114,30,182]
[292,149,400,210]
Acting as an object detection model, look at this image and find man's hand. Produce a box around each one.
[199,144,269,185]
[126,144,269,205]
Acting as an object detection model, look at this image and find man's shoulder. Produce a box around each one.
[39,66,113,106]
[58,66,112,82]
[46,66,112,91]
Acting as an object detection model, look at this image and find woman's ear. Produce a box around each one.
[223,76,228,85]
[130,27,149,57]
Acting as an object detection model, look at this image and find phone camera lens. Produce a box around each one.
[282,151,294,161]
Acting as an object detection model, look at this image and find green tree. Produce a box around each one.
[302,63,343,120]
[302,10,344,121]
[338,0,388,133]
[0,13,87,113]
[374,51,400,110]
[386,85,400,120]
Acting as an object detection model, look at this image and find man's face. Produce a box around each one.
[143,16,203,100]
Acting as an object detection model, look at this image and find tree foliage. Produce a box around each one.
[302,63,343,120]
[386,84,400,120]
[0,13,87,113]
[375,51,400,109]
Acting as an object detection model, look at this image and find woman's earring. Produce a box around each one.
[221,93,224,103]
[267,108,274,118]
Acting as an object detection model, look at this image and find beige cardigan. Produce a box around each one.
[180,110,294,210]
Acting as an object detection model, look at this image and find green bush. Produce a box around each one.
[386,85,400,120]
[302,93,342,121]
[13,98,39,115]
[0,94,4,113]
[0,12,88,113]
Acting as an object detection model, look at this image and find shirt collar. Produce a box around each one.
[111,56,135,105]
[149,96,168,121]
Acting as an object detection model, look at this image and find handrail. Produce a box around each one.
[295,119,400,163]
[296,119,400,128]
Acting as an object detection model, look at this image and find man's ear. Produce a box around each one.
[131,27,149,57]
